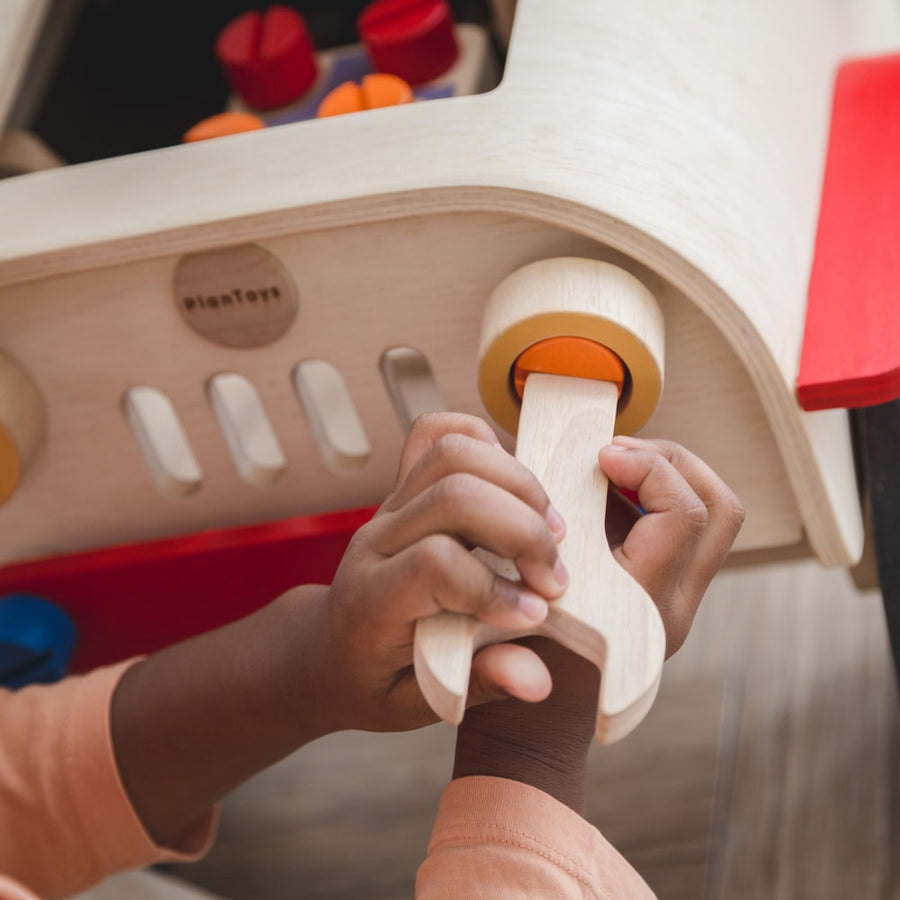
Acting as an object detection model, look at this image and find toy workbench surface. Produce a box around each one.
[0,0,899,678]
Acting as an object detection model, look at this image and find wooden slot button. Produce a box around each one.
[208,373,286,487]
[182,112,266,143]
[293,360,371,471]
[513,337,626,399]
[380,346,445,430]
[317,74,413,117]
[122,387,203,497]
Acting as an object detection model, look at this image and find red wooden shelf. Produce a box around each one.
[798,53,900,411]
[0,506,377,672]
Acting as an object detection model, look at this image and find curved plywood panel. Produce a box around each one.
[1,0,897,567]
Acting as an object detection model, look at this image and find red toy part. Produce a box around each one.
[216,6,318,110]
[0,507,377,672]
[358,0,458,86]
[798,53,900,411]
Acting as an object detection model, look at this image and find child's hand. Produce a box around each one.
[307,413,570,733]
[453,436,744,811]
[599,435,745,656]
[112,411,567,846]
[110,423,742,847]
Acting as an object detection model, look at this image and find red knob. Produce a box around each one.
[216,6,318,110]
[358,0,459,86]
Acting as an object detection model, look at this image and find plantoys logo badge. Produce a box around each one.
[173,244,299,348]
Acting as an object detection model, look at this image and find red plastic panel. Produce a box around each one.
[0,507,377,672]
[798,54,900,411]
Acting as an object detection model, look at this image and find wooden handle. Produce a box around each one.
[414,372,666,744]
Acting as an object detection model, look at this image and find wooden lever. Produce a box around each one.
[414,257,667,744]
[414,372,666,743]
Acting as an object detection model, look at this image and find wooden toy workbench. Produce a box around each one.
[1,0,899,716]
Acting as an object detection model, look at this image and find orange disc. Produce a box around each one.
[182,112,266,143]
[317,74,413,117]
[512,336,626,398]
[362,73,414,109]
[317,81,366,117]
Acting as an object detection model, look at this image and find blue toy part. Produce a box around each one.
[0,594,77,689]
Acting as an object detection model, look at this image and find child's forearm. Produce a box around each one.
[110,584,334,848]
[452,716,591,815]
[451,637,599,816]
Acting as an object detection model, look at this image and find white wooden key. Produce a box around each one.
[414,371,667,744]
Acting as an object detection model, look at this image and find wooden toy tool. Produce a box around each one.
[414,258,667,744]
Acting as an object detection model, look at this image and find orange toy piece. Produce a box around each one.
[512,336,626,399]
[317,73,413,117]
[182,112,266,143]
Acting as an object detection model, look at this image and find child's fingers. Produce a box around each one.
[597,442,707,603]
[467,642,553,706]
[376,534,551,630]
[384,432,565,541]
[372,476,568,600]
[393,413,502,487]
[604,437,744,601]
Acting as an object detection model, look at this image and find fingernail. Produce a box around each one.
[518,591,548,623]
[545,505,566,539]
[601,443,629,453]
[553,558,569,589]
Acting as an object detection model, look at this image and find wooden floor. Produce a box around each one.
[168,560,899,899]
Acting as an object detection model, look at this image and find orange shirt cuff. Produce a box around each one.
[417,776,656,899]
[66,659,218,867]
[0,660,217,898]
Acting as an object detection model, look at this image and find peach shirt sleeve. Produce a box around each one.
[0,664,652,900]
[417,776,657,899]
[0,661,215,900]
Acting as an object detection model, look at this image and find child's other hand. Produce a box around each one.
[599,436,745,657]
[111,427,742,847]
[454,437,743,811]
[304,413,569,734]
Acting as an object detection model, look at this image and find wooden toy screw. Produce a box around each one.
[414,257,668,743]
